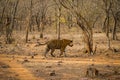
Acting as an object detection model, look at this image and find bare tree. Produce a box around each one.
[102,0,111,49]
[5,0,19,44]
[54,0,62,40]
[35,0,49,38]
[111,0,120,40]
[66,12,73,29]
[112,11,118,40]
[0,0,9,35]
[58,0,97,55]
[25,0,33,43]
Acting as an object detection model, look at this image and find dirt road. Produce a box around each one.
[0,54,120,80]
[0,54,44,80]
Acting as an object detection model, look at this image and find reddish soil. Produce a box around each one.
[0,31,120,80]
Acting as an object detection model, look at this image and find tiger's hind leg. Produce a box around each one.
[44,47,50,57]
[60,50,64,57]
[50,49,55,57]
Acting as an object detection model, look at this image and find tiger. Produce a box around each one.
[43,39,73,57]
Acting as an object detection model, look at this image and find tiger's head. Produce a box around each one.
[63,39,73,47]
[69,40,73,47]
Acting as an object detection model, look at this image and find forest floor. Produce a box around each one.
[0,29,120,80]
[0,53,120,80]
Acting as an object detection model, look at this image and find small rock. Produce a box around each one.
[16,60,19,62]
[50,70,56,76]
[86,67,99,78]
[1,65,10,68]
[15,74,19,76]
[106,65,111,68]
[26,44,29,47]
[105,53,109,56]
[36,69,41,73]
[24,59,29,62]
[22,57,29,64]
[58,61,63,63]
[114,70,118,74]
[57,63,61,66]
[36,70,39,72]
[113,48,118,52]
[31,56,34,59]
[46,66,52,68]
[91,64,94,66]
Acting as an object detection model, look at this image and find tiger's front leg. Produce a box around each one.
[60,48,66,57]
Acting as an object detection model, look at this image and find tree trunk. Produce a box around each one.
[0,6,6,33]
[35,12,41,32]
[67,12,73,29]
[40,22,44,38]
[55,7,58,34]
[86,67,99,78]
[26,25,29,43]
[57,6,61,40]
[83,30,93,55]
[29,0,33,32]
[105,13,111,49]
[79,23,93,55]
[25,14,30,43]
[57,12,61,40]
[40,33,43,38]
[6,0,19,44]
[0,0,9,34]
[25,0,32,42]
[112,17,117,40]
[6,23,13,44]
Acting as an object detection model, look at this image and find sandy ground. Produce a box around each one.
[0,53,120,80]
[0,31,120,80]
[0,54,42,80]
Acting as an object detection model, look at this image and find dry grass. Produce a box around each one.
[0,26,120,80]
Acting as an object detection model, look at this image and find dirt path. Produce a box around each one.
[0,54,44,80]
[0,54,120,80]
[15,55,120,65]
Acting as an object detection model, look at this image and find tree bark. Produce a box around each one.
[77,21,93,55]
[57,6,61,40]
[40,22,44,38]
[83,29,93,54]
[112,13,117,40]
[6,0,19,44]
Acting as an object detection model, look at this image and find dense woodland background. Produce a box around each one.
[0,0,120,54]
[0,0,120,80]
